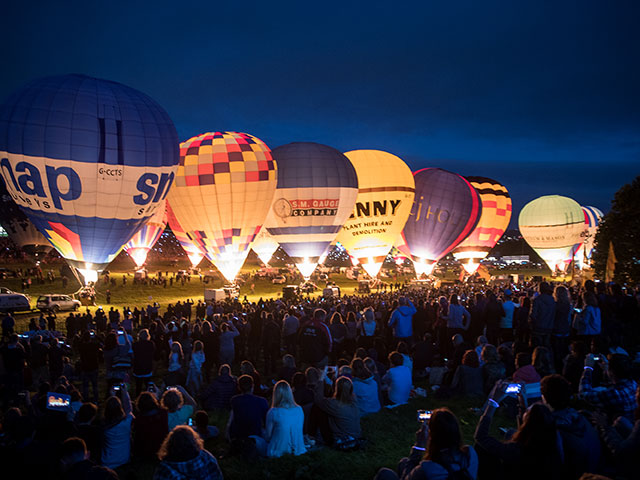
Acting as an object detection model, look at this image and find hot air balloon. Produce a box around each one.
[0,179,52,258]
[165,201,204,268]
[0,74,179,283]
[402,168,482,276]
[167,132,277,283]
[452,176,512,275]
[518,195,585,273]
[251,227,280,266]
[265,142,358,279]
[123,200,167,268]
[335,150,415,278]
[582,206,603,261]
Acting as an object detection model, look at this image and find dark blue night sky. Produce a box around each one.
[2,1,638,226]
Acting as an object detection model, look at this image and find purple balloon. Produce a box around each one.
[403,168,482,264]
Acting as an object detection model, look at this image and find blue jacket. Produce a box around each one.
[389,301,417,338]
[530,293,556,334]
[573,305,601,336]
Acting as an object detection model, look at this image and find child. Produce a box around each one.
[186,340,205,395]
[193,409,219,440]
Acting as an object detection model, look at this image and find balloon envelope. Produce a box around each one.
[582,206,603,261]
[335,150,415,278]
[165,201,204,268]
[403,168,482,275]
[265,142,358,278]
[0,74,179,282]
[251,227,279,266]
[518,194,585,273]
[167,132,277,282]
[124,200,167,268]
[452,176,512,274]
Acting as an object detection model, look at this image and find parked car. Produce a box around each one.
[272,275,287,284]
[36,294,81,312]
[0,292,31,313]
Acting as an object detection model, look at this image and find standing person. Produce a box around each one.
[218,319,240,367]
[484,292,505,347]
[262,313,281,375]
[329,312,347,363]
[101,389,134,469]
[78,331,101,403]
[358,307,377,350]
[29,335,50,387]
[1,334,26,395]
[265,381,307,458]
[132,329,155,397]
[186,340,206,395]
[515,296,532,344]
[2,313,15,339]
[48,337,64,383]
[201,321,219,382]
[282,312,300,355]
[132,392,168,460]
[552,286,572,372]
[529,282,556,348]
[388,297,417,345]
[166,341,185,386]
[298,309,332,368]
[500,289,518,343]
[444,294,471,341]
[154,426,223,480]
[572,291,601,341]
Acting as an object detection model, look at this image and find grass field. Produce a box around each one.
[1,260,519,479]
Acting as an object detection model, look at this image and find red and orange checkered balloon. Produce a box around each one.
[167,132,277,282]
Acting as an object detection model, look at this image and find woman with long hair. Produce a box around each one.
[474,381,564,480]
[375,408,477,479]
[552,286,572,372]
[313,374,361,444]
[350,358,381,415]
[265,380,306,457]
[101,389,134,469]
[154,425,223,480]
[132,391,168,460]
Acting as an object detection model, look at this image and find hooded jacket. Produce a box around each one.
[352,375,381,415]
[389,301,417,338]
[552,408,601,479]
[530,293,556,334]
[153,450,223,480]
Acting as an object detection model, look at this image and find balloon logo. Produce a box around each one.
[124,200,167,268]
[402,168,482,276]
[452,176,512,274]
[265,142,358,279]
[518,194,585,273]
[335,150,415,278]
[0,74,179,282]
[167,132,277,282]
[165,201,204,268]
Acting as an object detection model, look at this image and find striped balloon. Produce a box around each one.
[165,201,204,268]
[402,168,482,276]
[124,200,167,268]
[452,176,512,274]
[582,205,603,260]
[265,142,358,278]
[0,74,179,282]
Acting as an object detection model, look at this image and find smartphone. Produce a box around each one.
[188,418,193,426]
[574,308,582,313]
[593,355,601,361]
[47,392,71,411]
[117,329,125,335]
[417,409,432,423]
[505,383,522,394]
[89,331,96,336]
[113,385,121,392]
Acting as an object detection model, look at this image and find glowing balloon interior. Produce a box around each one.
[165,201,204,268]
[335,150,415,278]
[452,176,512,275]
[124,200,167,268]
[167,132,277,282]
[0,74,179,282]
[251,227,280,266]
[518,194,585,273]
[265,142,358,279]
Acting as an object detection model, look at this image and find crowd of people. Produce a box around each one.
[0,278,639,480]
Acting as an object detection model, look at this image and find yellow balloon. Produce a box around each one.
[518,194,586,273]
[335,150,415,277]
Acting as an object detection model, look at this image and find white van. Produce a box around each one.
[204,289,226,302]
[0,293,31,313]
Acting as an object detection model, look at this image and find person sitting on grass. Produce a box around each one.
[374,407,478,480]
[382,351,412,406]
[200,364,238,410]
[132,391,168,460]
[228,374,269,441]
[350,357,381,415]
[153,425,223,480]
[193,409,219,441]
[512,352,541,385]
[160,386,197,431]
[449,350,483,397]
[313,374,361,446]
[265,380,307,458]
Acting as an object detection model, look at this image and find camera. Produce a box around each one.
[417,409,432,422]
